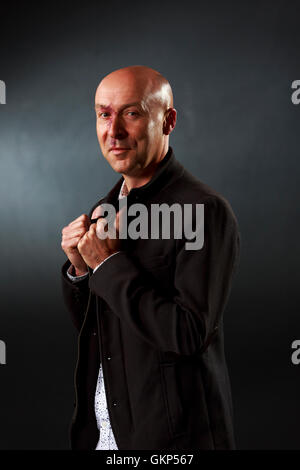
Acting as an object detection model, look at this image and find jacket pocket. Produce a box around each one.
[160,363,187,438]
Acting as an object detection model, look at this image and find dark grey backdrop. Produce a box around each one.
[0,0,299,449]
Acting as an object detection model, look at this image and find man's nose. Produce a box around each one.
[109,115,127,139]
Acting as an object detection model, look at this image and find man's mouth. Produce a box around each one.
[109,148,130,155]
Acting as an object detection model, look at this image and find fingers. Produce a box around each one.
[114,206,126,234]
[78,222,97,244]
[96,218,109,240]
[91,205,105,219]
[67,214,91,230]
[95,217,117,240]
[62,228,87,240]
[77,223,98,254]
[61,214,91,242]
[114,212,119,233]
[61,235,83,251]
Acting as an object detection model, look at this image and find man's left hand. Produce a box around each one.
[77,215,121,270]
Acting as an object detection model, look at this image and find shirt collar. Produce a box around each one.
[105,146,184,205]
[118,180,129,199]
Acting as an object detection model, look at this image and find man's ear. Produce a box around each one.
[163,108,177,135]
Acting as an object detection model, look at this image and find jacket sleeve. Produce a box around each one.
[60,196,106,331]
[61,259,91,332]
[88,196,240,356]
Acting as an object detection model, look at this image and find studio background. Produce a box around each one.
[0,0,299,449]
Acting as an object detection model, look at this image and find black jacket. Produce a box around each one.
[61,147,240,450]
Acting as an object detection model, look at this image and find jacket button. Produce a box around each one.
[107,356,111,360]
[112,401,117,406]
[93,331,97,336]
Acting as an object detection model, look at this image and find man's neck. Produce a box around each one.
[122,146,169,192]
[123,174,153,193]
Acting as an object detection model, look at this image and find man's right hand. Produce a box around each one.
[61,214,91,275]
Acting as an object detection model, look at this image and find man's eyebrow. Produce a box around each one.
[94,102,144,111]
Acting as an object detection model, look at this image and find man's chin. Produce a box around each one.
[110,159,133,175]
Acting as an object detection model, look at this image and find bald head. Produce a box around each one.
[95,65,173,113]
[94,65,176,186]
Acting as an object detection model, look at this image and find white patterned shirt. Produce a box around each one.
[94,365,118,449]
[67,180,128,450]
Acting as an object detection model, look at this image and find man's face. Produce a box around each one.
[95,73,166,177]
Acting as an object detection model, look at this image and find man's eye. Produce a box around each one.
[98,112,109,118]
[127,111,138,116]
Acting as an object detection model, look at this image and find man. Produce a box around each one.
[61,65,240,450]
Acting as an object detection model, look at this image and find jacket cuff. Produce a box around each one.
[67,264,89,282]
[93,251,121,273]
[88,251,137,298]
[62,259,89,288]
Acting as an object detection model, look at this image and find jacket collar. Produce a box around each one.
[104,146,184,205]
